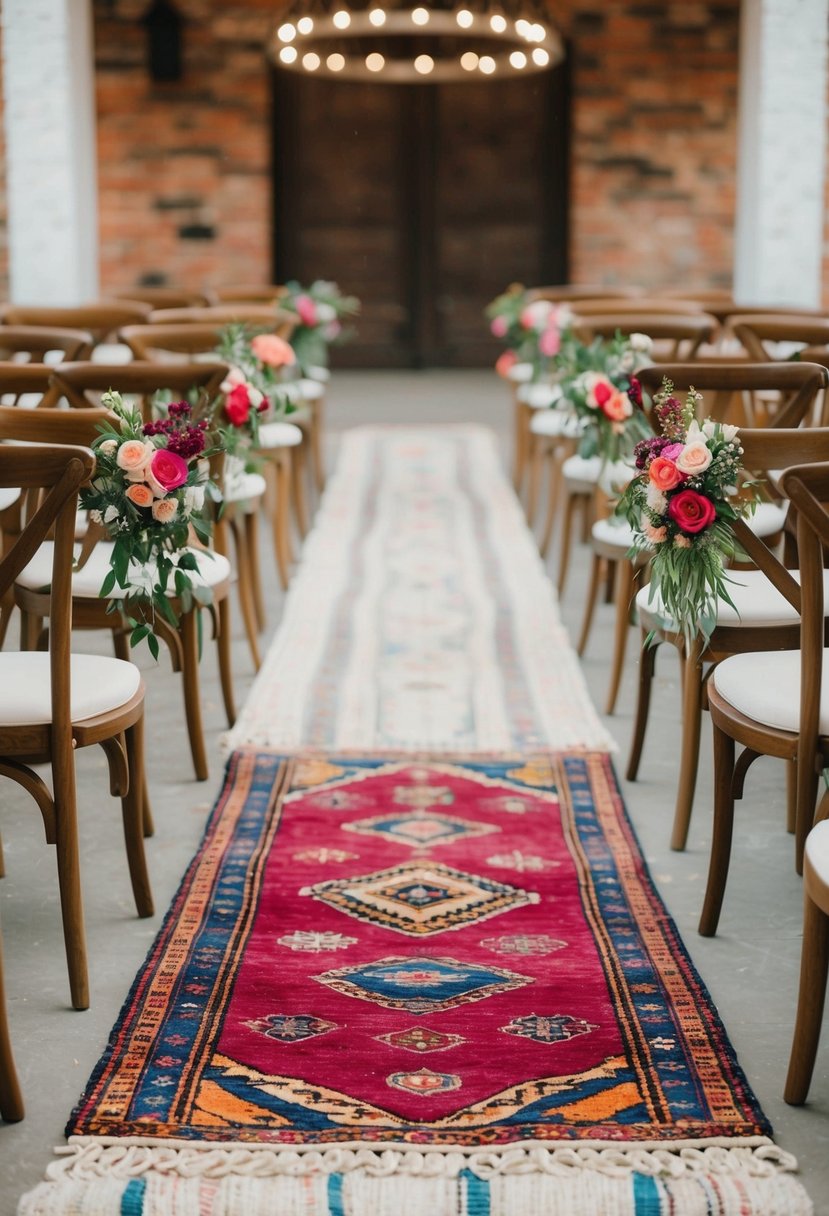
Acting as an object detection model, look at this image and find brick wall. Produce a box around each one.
[91,0,741,298]
[0,22,8,301]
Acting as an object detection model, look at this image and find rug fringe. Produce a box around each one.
[18,1143,813,1216]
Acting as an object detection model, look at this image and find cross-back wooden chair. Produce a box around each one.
[146,306,297,333]
[52,360,266,671]
[730,316,829,420]
[120,323,307,589]
[12,390,235,782]
[0,325,94,365]
[626,363,829,856]
[206,284,288,306]
[0,417,153,1011]
[115,287,210,309]
[786,817,829,1105]
[1,301,152,346]
[698,455,829,941]
[0,903,22,1121]
[568,298,711,317]
[526,284,644,303]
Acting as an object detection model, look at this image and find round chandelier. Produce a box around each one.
[269,0,565,83]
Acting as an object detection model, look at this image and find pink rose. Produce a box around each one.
[323,320,341,341]
[490,315,509,339]
[675,440,713,476]
[251,333,296,368]
[125,483,154,508]
[148,448,188,492]
[668,488,717,534]
[661,442,684,462]
[495,350,518,378]
[294,294,318,326]
[116,439,152,473]
[538,325,561,357]
[151,497,179,523]
[648,456,685,492]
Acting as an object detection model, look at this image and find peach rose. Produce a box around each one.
[644,521,668,544]
[648,456,685,491]
[116,439,153,473]
[151,497,179,523]
[251,333,296,368]
[495,350,518,378]
[125,483,154,508]
[601,389,633,422]
[675,440,713,476]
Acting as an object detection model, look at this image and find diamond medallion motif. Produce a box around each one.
[386,1068,462,1096]
[313,955,532,1013]
[300,860,539,935]
[500,1014,597,1044]
[277,931,358,953]
[375,1026,466,1053]
[342,809,498,849]
[245,1014,337,1042]
[480,934,567,956]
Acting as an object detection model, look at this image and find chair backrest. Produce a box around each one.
[572,312,718,360]
[1,301,152,344]
[206,284,288,306]
[569,297,710,316]
[0,325,94,363]
[0,363,64,408]
[51,360,230,424]
[119,319,293,361]
[147,306,296,335]
[637,361,829,430]
[729,315,829,362]
[526,284,644,303]
[115,287,210,309]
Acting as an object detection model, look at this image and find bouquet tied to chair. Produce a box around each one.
[486,284,574,382]
[79,390,223,657]
[215,324,301,456]
[280,278,360,375]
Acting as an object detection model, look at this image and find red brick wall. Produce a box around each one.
[92,0,740,296]
[0,23,8,301]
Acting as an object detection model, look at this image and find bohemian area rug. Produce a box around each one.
[22,752,807,1214]
[224,426,612,754]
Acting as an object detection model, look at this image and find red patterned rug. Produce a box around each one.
[22,752,808,1214]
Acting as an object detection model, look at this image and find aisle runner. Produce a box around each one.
[225,426,612,754]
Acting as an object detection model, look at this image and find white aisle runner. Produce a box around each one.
[225,426,613,755]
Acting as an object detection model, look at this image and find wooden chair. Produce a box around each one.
[567,298,711,317]
[699,455,829,938]
[120,323,308,589]
[0,326,94,364]
[627,363,829,855]
[730,315,829,383]
[49,359,266,669]
[9,401,234,783]
[206,284,288,306]
[526,284,644,303]
[1,301,152,345]
[146,306,297,333]
[0,363,64,410]
[785,818,829,1104]
[0,906,23,1121]
[0,423,153,1010]
[115,287,210,309]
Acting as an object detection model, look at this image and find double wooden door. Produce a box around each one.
[272,67,568,367]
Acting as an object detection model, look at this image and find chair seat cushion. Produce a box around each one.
[517,382,562,408]
[225,471,267,506]
[562,454,603,487]
[257,421,303,449]
[297,378,325,401]
[506,362,534,384]
[711,649,829,735]
[0,487,20,512]
[806,819,829,895]
[307,365,330,383]
[636,568,829,630]
[591,517,638,550]
[530,410,581,438]
[747,501,787,538]
[0,652,141,726]
[17,543,231,599]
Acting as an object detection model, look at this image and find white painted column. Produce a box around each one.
[1,0,99,303]
[734,0,829,306]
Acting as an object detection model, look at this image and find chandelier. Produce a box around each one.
[269,0,565,83]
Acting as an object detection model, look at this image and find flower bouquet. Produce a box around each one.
[617,378,759,646]
[486,284,572,381]
[280,279,359,374]
[215,325,299,453]
[80,391,221,657]
[554,330,653,464]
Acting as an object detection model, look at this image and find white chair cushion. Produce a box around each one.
[517,383,562,408]
[747,501,787,538]
[636,568,829,630]
[17,542,231,599]
[91,343,133,365]
[530,410,582,438]
[0,487,20,512]
[591,517,638,550]
[506,362,534,384]
[806,819,829,892]
[257,421,303,449]
[562,454,603,488]
[307,365,330,383]
[0,652,141,726]
[225,471,267,507]
[710,650,829,735]
[297,378,325,401]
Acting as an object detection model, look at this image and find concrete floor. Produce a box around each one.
[1,369,828,1214]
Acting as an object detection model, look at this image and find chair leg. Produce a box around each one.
[670,640,704,851]
[786,759,797,834]
[525,435,542,525]
[576,553,603,657]
[513,398,529,493]
[0,589,13,652]
[795,759,820,877]
[53,775,89,1010]
[626,630,657,781]
[784,888,829,1104]
[310,399,326,495]
[556,493,578,595]
[245,509,266,632]
[216,597,237,729]
[0,918,23,1122]
[230,517,261,672]
[179,609,209,782]
[19,610,40,652]
[539,452,562,560]
[698,722,736,937]
[290,443,309,539]
[122,718,154,918]
[142,781,155,839]
[605,560,635,716]
[270,455,292,591]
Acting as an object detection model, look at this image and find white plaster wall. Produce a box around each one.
[734,0,829,306]
[1,0,99,303]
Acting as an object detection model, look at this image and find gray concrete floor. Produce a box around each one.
[1,369,828,1213]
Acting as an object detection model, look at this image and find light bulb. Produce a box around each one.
[460,51,479,70]
[479,55,496,73]
[531,23,546,41]
[515,18,531,37]
[412,7,430,24]
[369,7,386,25]
[366,52,385,71]
[509,50,527,68]
[490,14,507,33]
[414,53,434,73]
[327,52,345,70]
[279,45,298,63]
[531,47,549,66]
[332,10,351,28]
[456,9,473,27]
[277,22,296,42]
[302,52,321,70]
[297,17,314,34]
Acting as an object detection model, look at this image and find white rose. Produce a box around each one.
[99,438,118,456]
[88,508,103,524]
[248,386,264,409]
[630,332,652,352]
[316,302,337,324]
[619,350,636,372]
[103,504,120,524]
[184,485,205,514]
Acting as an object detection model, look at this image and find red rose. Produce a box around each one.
[593,380,613,409]
[224,384,251,426]
[667,488,717,534]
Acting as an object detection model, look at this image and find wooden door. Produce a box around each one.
[272,66,568,367]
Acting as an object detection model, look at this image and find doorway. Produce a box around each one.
[272,64,569,367]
